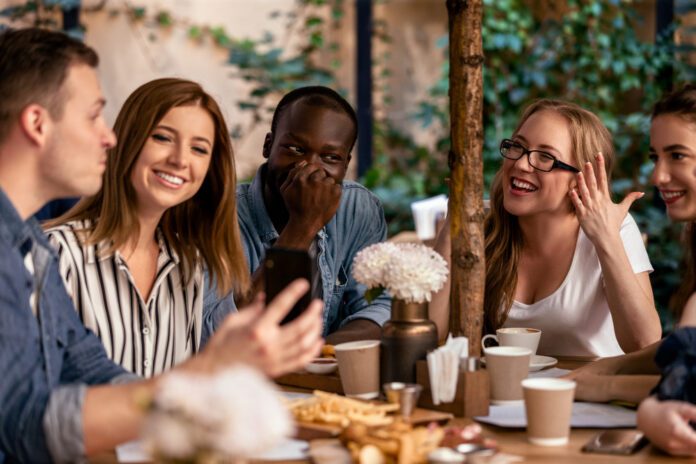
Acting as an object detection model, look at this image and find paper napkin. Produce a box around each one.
[426,335,469,404]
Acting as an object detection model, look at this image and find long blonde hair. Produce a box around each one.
[48,78,250,297]
[484,99,614,332]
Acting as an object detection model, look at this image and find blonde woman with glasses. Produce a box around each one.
[429,99,660,357]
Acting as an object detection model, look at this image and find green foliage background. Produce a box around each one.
[362,0,695,329]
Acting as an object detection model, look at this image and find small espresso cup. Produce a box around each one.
[481,327,541,355]
[483,346,532,404]
[522,378,576,446]
[335,340,380,399]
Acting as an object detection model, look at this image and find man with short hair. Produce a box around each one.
[237,86,391,345]
[0,28,322,462]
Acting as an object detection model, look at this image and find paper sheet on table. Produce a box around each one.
[475,402,636,429]
[116,438,309,462]
[116,441,150,463]
[250,439,309,460]
[283,391,312,400]
[529,368,571,378]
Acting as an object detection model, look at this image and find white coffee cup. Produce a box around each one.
[481,327,541,355]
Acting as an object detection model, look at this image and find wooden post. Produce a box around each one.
[446,0,485,356]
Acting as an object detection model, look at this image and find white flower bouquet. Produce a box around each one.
[352,242,449,304]
[141,366,293,463]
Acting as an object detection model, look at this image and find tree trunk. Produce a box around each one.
[446,0,485,356]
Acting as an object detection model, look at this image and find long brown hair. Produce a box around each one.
[484,99,615,332]
[48,78,250,297]
[653,84,696,319]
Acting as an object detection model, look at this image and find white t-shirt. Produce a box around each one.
[503,214,652,358]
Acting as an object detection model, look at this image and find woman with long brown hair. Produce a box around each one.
[631,83,696,455]
[46,78,251,377]
[430,99,660,357]
[559,85,696,455]
[661,87,696,325]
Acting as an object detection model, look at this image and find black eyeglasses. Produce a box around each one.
[499,139,580,173]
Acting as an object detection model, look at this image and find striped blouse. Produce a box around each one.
[47,220,206,378]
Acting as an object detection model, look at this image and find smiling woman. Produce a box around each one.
[43,78,250,377]
[650,85,696,324]
[130,105,214,219]
[430,99,661,357]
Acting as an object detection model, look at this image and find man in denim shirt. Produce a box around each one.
[0,29,323,463]
[237,87,391,345]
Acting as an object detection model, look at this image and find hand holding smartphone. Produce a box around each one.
[264,247,315,325]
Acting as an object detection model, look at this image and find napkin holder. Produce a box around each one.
[415,360,489,418]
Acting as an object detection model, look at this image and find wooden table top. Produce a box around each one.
[270,356,692,462]
[450,418,678,463]
[92,356,692,463]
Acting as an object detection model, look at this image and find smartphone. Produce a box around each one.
[264,247,314,325]
[582,430,647,455]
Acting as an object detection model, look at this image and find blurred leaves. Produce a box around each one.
[225,0,345,127]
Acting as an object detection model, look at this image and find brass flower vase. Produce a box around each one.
[380,299,438,384]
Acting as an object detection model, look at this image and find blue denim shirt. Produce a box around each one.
[236,165,391,335]
[653,327,696,404]
[0,188,128,463]
[201,273,237,347]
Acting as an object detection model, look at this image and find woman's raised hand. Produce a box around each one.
[569,152,644,247]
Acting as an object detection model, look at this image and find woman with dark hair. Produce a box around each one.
[46,78,251,377]
[565,84,696,455]
[653,84,696,325]
[430,99,660,356]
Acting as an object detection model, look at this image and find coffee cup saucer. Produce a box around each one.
[480,354,558,372]
[529,355,557,372]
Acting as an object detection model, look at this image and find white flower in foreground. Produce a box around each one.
[142,366,293,460]
[385,243,448,303]
[352,242,401,288]
[353,242,448,304]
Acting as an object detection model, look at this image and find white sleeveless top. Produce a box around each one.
[503,214,652,358]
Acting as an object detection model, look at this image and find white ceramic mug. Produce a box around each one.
[481,327,541,355]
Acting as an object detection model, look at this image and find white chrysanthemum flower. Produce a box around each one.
[352,242,448,304]
[352,242,401,288]
[385,243,448,303]
[142,366,293,460]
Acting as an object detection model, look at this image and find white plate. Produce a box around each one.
[480,354,558,372]
[305,358,338,375]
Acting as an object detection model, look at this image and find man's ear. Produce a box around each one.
[262,132,273,159]
[345,152,352,167]
[18,104,50,148]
